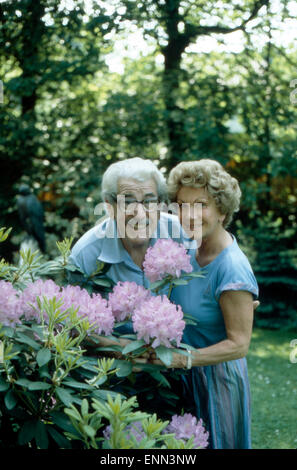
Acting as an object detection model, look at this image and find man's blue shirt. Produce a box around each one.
[68,212,195,289]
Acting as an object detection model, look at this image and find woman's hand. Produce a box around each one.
[136,350,188,369]
[253,300,260,310]
[84,334,132,359]
[134,290,257,369]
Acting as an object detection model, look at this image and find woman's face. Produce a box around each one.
[176,186,225,241]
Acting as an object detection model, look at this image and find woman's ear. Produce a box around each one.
[219,214,226,224]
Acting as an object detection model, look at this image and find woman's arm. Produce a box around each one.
[150,290,254,368]
[191,290,254,366]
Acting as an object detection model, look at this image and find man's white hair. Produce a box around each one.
[101,157,168,202]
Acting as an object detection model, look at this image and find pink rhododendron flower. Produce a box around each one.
[0,280,22,327]
[165,413,209,449]
[20,279,61,322]
[60,285,114,336]
[108,281,151,321]
[132,295,185,348]
[143,238,193,283]
[20,281,114,335]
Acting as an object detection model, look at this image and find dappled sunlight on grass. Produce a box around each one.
[247,328,297,449]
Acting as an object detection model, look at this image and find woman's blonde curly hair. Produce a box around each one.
[167,159,241,228]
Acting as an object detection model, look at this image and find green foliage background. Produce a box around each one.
[1,0,297,328]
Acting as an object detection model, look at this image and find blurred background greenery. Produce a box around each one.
[0,0,297,330]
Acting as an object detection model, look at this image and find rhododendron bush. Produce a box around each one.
[0,228,208,449]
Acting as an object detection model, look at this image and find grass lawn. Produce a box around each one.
[247,327,297,449]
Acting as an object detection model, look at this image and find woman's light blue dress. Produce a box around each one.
[170,235,259,449]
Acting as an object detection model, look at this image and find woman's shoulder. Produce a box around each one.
[213,236,259,299]
[219,236,254,269]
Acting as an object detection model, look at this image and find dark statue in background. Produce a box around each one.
[16,184,46,253]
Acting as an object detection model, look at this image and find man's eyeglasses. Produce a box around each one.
[109,194,159,213]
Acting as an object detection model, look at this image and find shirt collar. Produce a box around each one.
[96,214,196,264]
[97,216,164,264]
[97,219,126,264]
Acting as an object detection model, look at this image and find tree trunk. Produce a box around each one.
[160,0,189,168]
[0,0,45,260]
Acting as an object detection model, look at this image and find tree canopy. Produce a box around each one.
[1,0,297,328]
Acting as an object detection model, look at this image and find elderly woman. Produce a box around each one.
[150,159,259,449]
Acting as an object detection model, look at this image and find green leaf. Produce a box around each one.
[149,279,169,290]
[130,362,165,372]
[37,348,51,367]
[47,426,72,449]
[15,378,51,391]
[28,381,52,391]
[4,389,17,410]
[112,322,131,330]
[64,406,82,422]
[179,342,197,351]
[50,411,78,434]
[82,424,96,438]
[89,414,103,431]
[91,389,126,401]
[171,278,189,286]
[55,387,75,407]
[18,420,37,445]
[15,332,40,350]
[155,346,173,367]
[62,379,92,390]
[186,271,205,278]
[0,227,12,242]
[96,345,122,353]
[115,360,133,377]
[158,388,179,400]
[0,376,9,392]
[35,421,49,449]
[92,278,112,287]
[65,263,80,272]
[70,396,83,406]
[122,339,146,355]
[1,326,14,337]
[81,399,89,417]
[39,365,51,379]
[149,371,171,388]
[15,378,31,388]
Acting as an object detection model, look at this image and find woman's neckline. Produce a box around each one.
[193,234,235,269]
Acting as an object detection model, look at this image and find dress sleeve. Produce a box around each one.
[214,254,259,302]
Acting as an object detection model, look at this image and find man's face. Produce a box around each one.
[112,177,160,246]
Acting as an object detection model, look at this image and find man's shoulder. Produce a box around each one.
[70,217,110,258]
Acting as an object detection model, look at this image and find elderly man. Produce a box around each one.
[68,157,192,292]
